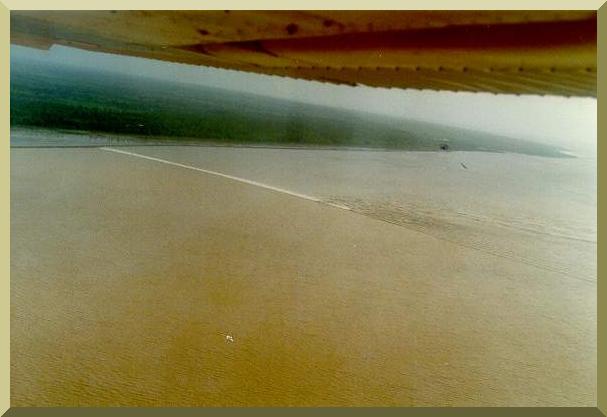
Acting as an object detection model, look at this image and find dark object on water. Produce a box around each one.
[439,143,449,151]
[460,162,468,169]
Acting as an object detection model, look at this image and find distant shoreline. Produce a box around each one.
[10,126,576,158]
[10,61,572,158]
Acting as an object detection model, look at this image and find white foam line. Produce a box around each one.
[101,147,352,211]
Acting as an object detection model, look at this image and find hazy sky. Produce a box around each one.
[11,44,597,154]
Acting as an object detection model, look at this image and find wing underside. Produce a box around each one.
[10,10,597,97]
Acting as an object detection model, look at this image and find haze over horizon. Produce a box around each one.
[11,44,597,155]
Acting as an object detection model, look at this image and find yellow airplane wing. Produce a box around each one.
[10,10,597,97]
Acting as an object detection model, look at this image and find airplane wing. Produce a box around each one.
[10,10,597,97]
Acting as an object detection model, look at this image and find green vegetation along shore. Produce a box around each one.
[10,57,567,157]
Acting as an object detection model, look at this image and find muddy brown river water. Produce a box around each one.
[11,135,596,406]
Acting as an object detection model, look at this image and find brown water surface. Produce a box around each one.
[11,142,596,406]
